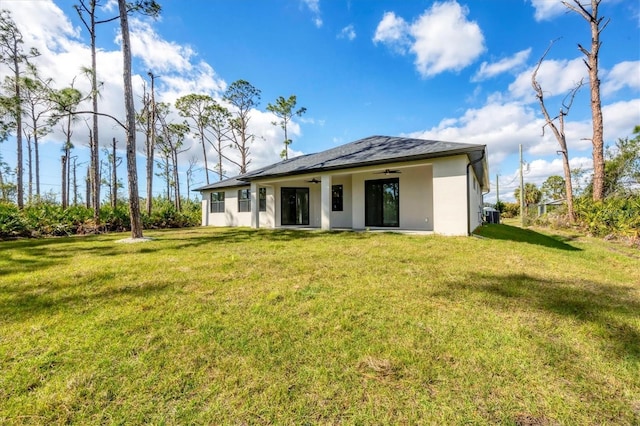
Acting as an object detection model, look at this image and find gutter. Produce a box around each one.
[466,147,487,236]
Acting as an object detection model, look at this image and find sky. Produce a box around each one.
[1,0,639,203]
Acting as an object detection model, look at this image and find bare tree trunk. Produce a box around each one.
[118,0,143,238]
[111,137,117,208]
[172,149,180,211]
[146,72,156,216]
[26,134,32,203]
[61,155,67,209]
[34,131,40,198]
[532,41,579,222]
[14,55,23,208]
[85,166,91,209]
[563,0,606,201]
[90,6,101,221]
[72,157,78,206]
[218,139,223,180]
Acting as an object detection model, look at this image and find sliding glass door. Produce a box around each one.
[365,178,399,227]
[281,187,310,226]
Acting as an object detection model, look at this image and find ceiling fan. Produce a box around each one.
[375,169,401,175]
[306,178,321,184]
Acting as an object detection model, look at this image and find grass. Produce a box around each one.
[0,226,639,425]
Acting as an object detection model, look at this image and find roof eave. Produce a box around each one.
[239,146,486,182]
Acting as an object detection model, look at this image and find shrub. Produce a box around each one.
[0,202,29,238]
[574,195,640,239]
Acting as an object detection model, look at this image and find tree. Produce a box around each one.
[0,152,15,201]
[118,0,141,238]
[185,156,199,201]
[223,80,261,174]
[51,86,82,209]
[532,40,581,221]
[145,72,157,215]
[206,102,232,181]
[75,0,161,221]
[20,65,57,200]
[541,175,566,201]
[562,0,608,201]
[266,95,306,160]
[156,102,189,211]
[102,137,122,208]
[601,126,640,197]
[0,9,40,208]
[515,183,542,207]
[175,93,216,185]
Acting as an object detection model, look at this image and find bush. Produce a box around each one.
[142,198,200,229]
[574,195,640,239]
[500,202,520,219]
[0,197,201,240]
[0,202,29,238]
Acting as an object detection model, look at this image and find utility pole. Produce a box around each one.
[496,174,500,206]
[519,144,525,227]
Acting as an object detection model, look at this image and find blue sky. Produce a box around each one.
[2,0,639,202]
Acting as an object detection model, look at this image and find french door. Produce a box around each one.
[281,188,310,225]
[365,178,399,227]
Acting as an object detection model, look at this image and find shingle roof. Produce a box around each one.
[195,135,487,191]
[194,175,249,191]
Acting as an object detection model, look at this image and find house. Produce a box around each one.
[195,135,489,236]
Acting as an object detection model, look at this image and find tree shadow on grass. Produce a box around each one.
[437,272,639,361]
[0,275,172,323]
[145,227,371,251]
[0,228,370,276]
[474,224,581,251]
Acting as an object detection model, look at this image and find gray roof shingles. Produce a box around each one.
[195,135,486,191]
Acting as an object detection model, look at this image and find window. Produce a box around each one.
[365,178,399,227]
[332,185,343,211]
[259,187,267,212]
[238,188,251,212]
[281,187,309,225]
[210,191,225,213]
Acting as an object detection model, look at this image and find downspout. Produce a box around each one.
[466,148,487,236]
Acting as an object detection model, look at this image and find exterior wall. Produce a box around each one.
[351,163,433,231]
[201,186,252,227]
[330,176,352,228]
[468,167,484,233]
[432,155,468,235]
[259,186,275,228]
[200,155,477,235]
[271,179,321,228]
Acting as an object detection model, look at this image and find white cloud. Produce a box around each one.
[373,11,410,53]
[509,57,588,101]
[410,2,485,77]
[126,19,195,73]
[373,1,485,78]
[406,101,545,165]
[403,95,640,172]
[301,0,323,28]
[602,61,640,95]
[338,24,356,41]
[473,48,532,81]
[487,155,593,202]
[601,99,640,141]
[530,0,566,21]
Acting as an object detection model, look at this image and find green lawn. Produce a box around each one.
[1,226,638,424]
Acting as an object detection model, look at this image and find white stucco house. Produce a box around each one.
[195,135,489,236]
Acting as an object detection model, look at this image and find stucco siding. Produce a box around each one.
[201,187,252,227]
[330,176,352,228]
[468,167,484,233]
[432,155,468,235]
[351,163,433,231]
